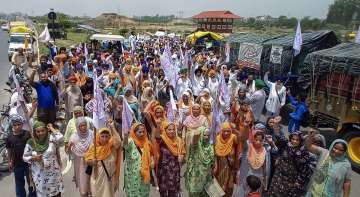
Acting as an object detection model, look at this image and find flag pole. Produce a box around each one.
[93,127,98,179]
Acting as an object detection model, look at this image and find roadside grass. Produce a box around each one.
[38,31,90,56]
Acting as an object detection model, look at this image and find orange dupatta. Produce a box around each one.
[129,123,152,184]
[215,123,237,157]
[85,129,113,161]
[160,133,185,157]
[85,128,122,190]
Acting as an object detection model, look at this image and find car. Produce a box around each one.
[1,23,10,31]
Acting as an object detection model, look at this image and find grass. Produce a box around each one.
[38,31,90,56]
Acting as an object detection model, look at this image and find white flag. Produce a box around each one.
[167,89,177,122]
[84,43,89,61]
[92,77,106,129]
[39,25,51,42]
[122,97,134,135]
[293,21,302,56]
[355,26,360,44]
[225,42,230,62]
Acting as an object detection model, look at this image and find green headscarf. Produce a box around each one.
[27,121,49,153]
[310,139,350,197]
[198,127,214,165]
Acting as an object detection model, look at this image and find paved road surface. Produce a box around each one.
[0,30,359,197]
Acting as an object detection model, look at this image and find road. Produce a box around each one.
[0,29,359,197]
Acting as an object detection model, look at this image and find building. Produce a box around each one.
[192,11,240,33]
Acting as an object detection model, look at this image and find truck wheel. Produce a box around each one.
[343,131,360,173]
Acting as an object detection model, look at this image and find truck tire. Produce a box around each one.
[343,131,360,173]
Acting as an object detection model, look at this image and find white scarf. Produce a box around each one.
[71,130,94,157]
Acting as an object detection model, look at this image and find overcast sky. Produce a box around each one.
[1,0,334,19]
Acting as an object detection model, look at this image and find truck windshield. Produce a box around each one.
[9,36,25,43]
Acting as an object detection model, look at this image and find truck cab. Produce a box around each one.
[301,43,360,172]
[8,33,33,60]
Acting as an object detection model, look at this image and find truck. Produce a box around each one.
[7,22,34,61]
[300,43,360,172]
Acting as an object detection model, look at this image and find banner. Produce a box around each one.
[270,45,283,64]
[238,43,263,70]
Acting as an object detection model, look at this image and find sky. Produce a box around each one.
[0,0,334,19]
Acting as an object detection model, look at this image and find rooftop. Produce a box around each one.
[192,11,241,19]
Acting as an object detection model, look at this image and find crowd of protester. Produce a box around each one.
[4,31,352,197]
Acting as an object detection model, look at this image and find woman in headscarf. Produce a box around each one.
[122,59,135,89]
[68,117,94,197]
[268,131,316,197]
[85,122,121,197]
[264,116,287,173]
[234,129,278,197]
[185,127,214,197]
[123,123,153,197]
[305,130,352,197]
[64,106,93,153]
[207,69,219,99]
[197,88,213,106]
[156,122,185,197]
[177,91,193,124]
[104,71,120,98]
[201,100,213,126]
[144,103,167,133]
[182,103,208,156]
[122,87,141,121]
[140,86,155,110]
[213,122,239,197]
[23,121,64,197]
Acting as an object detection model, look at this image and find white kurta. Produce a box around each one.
[207,78,219,99]
[248,89,266,121]
[192,76,205,97]
[23,133,64,197]
[265,82,286,115]
[246,80,256,94]
[176,77,192,99]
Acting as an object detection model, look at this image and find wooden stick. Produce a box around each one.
[93,127,98,178]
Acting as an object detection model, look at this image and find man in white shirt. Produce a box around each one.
[176,68,192,99]
[192,68,205,98]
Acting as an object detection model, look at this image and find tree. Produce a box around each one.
[327,0,360,26]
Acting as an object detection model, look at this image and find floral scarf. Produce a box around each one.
[71,117,94,157]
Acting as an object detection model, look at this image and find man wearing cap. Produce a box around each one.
[248,79,267,122]
[5,115,36,197]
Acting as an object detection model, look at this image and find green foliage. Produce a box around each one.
[235,16,325,31]
[133,14,175,23]
[119,28,129,36]
[327,0,360,26]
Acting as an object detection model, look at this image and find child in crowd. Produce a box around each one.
[246,175,261,197]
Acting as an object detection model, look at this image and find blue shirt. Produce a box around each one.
[288,95,308,121]
[34,81,57,109]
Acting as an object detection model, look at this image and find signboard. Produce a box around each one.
[270,45,283,64]
[48,11,57,20]
[238,43,263,70]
